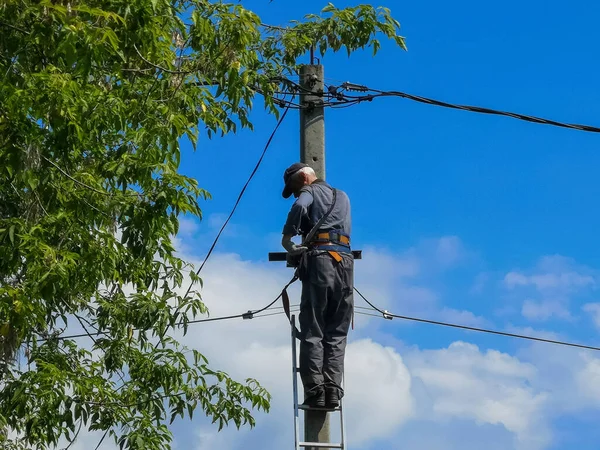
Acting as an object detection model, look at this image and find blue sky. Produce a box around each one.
[72,1,600,449]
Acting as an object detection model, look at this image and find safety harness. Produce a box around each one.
[281,184,354,335]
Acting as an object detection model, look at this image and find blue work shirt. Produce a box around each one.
[282,180,352,238]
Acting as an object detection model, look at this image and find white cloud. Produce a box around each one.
[434,236,465,266]
[522,299,573,321]
[437,307,490,327]
[505,271,595,291]
[344,339,414,444]
[178,216,200,236]
[406,342,551,450]
[574,354,600,404]
[470,272,489,294]
[398,236,469,273]
[503,255,598,323]
[503,325,563,342]
[504,272,530,288]
[359,246,420,279]
[517,343,600,416]
[582,303,600,329]
[504,256,596,293]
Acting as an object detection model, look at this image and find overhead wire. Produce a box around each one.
[370,89,600,133]
[270,76,600,133]
[353,286,600,352]
[318,79,600,133]
[38,298,301,343]
[180,94,295,300]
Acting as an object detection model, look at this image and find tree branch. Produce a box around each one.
[42,156,140,198]
[133,44,191,75]
[0,20,30,35]
[43,156,111,196]
[32,189,49,217]
[80,196,112,219]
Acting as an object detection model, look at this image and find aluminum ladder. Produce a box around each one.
[291,315,347,450]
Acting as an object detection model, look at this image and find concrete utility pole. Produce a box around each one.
[299,63,330,449]
[300,64,325,180]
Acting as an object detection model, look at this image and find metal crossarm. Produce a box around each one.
[291,315,347,450]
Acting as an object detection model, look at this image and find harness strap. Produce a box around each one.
[309,243,352,254]
[300,186,337,246]
[328,250,343,263]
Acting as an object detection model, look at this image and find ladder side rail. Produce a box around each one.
[339,376,346,449]
[292,315,300,450]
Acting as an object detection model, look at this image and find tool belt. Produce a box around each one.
[310,230,350,246]
[306,230,351,262]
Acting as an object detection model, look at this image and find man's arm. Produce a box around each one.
[281,190,313,254]
[281,233,306,255]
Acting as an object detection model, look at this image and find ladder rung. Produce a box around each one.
[299,442,343,448]
[298,405,341,412]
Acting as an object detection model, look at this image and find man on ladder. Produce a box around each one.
[281,162,354,410]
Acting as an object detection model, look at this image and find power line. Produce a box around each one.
[353,286,600,352]
[38,278,300,342]
[181,97,294,300]
[321,80,600,133]
[37,307,282,341]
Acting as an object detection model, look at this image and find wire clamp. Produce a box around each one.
[342,81,369,92]
[383,310,393,320]
[242,311,254,320]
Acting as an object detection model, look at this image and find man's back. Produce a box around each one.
[300,180,351,235]
[282,180,351,239]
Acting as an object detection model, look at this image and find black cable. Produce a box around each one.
[353,286,600,352]
[38,276,300,342]
[249,275,299,315]
[258,91,305,109]
[185,313,249,325]
[334,82,600,133]
[36,312,256,341]
[181,98,294,300]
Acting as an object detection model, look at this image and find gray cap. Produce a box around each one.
[282,162,309,198]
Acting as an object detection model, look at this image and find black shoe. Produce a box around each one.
[325,389,340,409]
[300,392,325,408]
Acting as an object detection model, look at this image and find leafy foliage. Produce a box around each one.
[0,0,406,448]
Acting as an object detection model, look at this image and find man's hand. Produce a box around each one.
[288,243,308,256]
[282,234,308,256]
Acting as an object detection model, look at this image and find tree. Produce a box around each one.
[0,1,407,448]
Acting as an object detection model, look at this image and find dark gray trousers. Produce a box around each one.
[298,251,354,400]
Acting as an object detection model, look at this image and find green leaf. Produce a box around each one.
[322,3,337,13]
